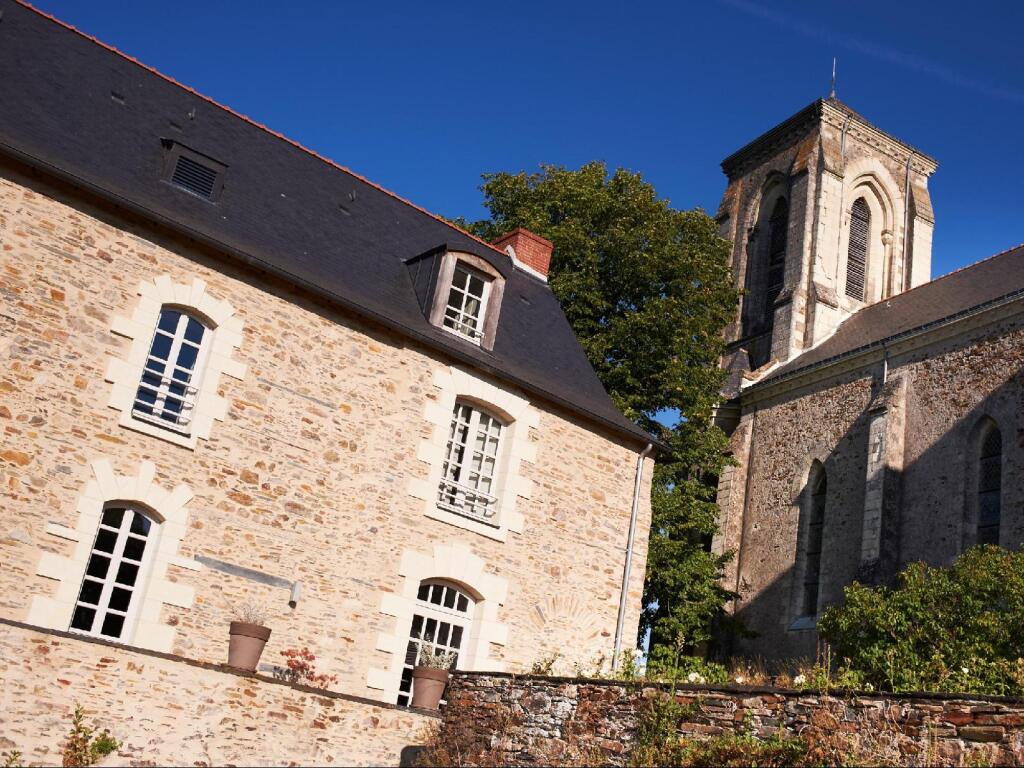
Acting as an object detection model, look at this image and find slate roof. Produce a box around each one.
[758,244,1024,386]
[0,0,655,448]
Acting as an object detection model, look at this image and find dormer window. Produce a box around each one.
[443,265,491,343]
[428,252,506,351]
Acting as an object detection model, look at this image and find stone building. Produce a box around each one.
[713,97,1024,659]
[0,2,655,763]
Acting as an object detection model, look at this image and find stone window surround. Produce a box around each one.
[105,275,246,450]
[27,457,200,653]
[367,541,508,700]
[428,251,506,351]
[409,365,538,542]
[788,450,831,632]
[835,161,901,308]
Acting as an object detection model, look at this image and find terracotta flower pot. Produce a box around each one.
[411,666,450,710]
[227,621,271,672]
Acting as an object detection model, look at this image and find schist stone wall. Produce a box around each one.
[437,673,1024,767]
[715,306,1024,659]
[0,159,652,707]
[0,620,432,767]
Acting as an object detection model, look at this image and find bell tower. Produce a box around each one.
[716,98,938,376]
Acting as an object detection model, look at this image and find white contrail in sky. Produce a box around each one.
[720,0,1024,105]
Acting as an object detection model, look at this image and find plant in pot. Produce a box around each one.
[227,601,271,672]
[411,642,456,710]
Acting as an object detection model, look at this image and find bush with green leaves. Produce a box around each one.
[819,545,1024,695]
[60,704,120,767]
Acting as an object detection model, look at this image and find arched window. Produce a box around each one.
[765,197,788,312]
[70,504,158,641]
[397,580,476,706]
[801,465,827,617]
[978,425,1002,546]
[437,401,505,523]
[133,307,211,432]
[845,197,870,301]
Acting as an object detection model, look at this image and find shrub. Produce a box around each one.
[680,732,807,768]
[60,704,120,767]
[819,546,1024,694]
[655,655,729,686]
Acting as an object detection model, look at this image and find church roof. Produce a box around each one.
[759,244,1024,386]
[721,97,937,179]
[0,0,656,448]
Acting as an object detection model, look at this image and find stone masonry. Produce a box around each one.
[437,672,1024,766]
[0,619,434,767]
[0,148,651,711]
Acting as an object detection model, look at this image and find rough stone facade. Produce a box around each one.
[716,302,1024,659]
[437,672,1024,766]
[0,619,433,767]
[711,98,1024,660]
[0,148,651,715]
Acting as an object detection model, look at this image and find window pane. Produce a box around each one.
[450,625,464,647]
[102,508,125,528]
[176,343,199,370]
[423,617,437,642]
[122,537,147,562]
[443,588,456,609]
[456,594,468,612]
[78,579,103,606]
[130,513,152,537]
[436,622,450,646]
[157,310,181,333]
[467,274,485,297]
[86,554,110,579]
[109,587,132,612]
[451,268,468,290]
[149,333,173,361]
[115,562,139,586]
[93,528,118,554]
[417,583,430,601]
[184,317,205,344]
[410,614,424,637]
[71,605,96,631]
[100,613,125,638]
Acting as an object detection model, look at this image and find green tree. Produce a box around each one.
[456,162,740,660]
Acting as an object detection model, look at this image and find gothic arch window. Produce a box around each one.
[765,197,788,312]
[799,463,827,618]
[845,197,870,301]
[397,579,477,706]
[977,423,1002,546]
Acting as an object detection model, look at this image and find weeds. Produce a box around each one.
[273,647,338,689]
[60,704,120,767]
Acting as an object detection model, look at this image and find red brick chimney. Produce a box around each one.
[491,228,554,279]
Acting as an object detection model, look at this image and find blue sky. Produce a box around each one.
[34,0,1024,278]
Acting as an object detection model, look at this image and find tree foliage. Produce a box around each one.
[456,162,740,658]
[819,546,1024,695]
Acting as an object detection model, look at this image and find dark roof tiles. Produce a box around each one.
[0,0,655,448]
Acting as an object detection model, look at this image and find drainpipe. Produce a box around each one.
[612,442,654,669]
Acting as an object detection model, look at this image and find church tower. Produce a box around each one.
[716,98,938,374]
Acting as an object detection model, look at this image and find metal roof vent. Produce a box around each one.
[162,142,225,201]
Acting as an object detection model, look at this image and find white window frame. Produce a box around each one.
[106,275,246,451]
[437,402,504,525]
[132,308,212,433]
[69,504,159,643]
[396,579,476,706]
[441,264,492,344]
[427,252,506,351]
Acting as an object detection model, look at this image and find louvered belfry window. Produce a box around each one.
[766,198,788,310]
[846,198,870,300]
[802,466,827,617]
[978,426,1002,546]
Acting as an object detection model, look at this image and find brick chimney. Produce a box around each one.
[491,228,554,279]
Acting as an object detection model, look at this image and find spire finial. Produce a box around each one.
[830,57,837,99]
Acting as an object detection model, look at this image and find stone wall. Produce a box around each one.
[0,158,651,705]
[437,672,1024,766]
[716,307,1024,659]
[0,619,433,767]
